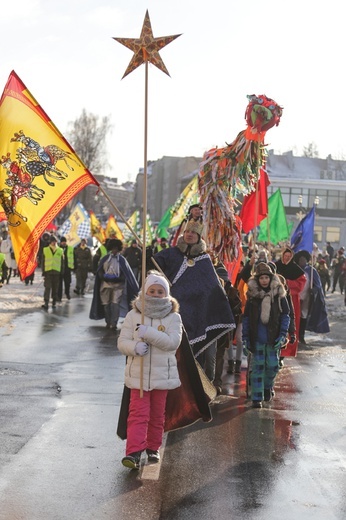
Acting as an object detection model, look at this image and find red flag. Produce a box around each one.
[239,169,270,233]
[0,71,99,278]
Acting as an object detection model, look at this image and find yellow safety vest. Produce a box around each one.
[100,244,107,258]
[43,246,63,272]
[65,245,75,270]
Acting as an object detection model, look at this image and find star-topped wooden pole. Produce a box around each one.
[113,10,181,396]
[113,10,181,79]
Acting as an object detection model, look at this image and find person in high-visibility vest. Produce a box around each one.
[41,235,63,310]
[58,236,75,301]
[0,252,8,287]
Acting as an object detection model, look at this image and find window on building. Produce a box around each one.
[280,187,290,207]
[326,227,340,243]
[314,225,322,243]
[327,190,340,210]
[338,193,346,210]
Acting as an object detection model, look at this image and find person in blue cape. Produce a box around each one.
[153,218,235,379]
[89,238,139,328]
[293,250,330,344]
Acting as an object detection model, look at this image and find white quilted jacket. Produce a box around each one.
[117,307,182,391]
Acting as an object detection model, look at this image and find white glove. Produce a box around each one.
[135,341,149,356]
[136,324,148,338]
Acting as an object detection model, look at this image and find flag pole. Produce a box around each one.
[252,179,260,274]
[113,11,181,399]
[98,185,168,281]
[98,187,142,242]
[266,210,271,258]
[139,59,149,397]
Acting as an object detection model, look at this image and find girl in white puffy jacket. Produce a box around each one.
[118,270,182,470]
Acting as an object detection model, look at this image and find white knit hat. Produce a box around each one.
[144,273,170,296]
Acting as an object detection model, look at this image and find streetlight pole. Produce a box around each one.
[296,194,305,221]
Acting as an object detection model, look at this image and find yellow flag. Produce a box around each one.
[58,202,91,247]
[90,210,106,244]
[0,71,98,278]
[169,176,198,228]
[105,215,124,240]
[123,209,141,242]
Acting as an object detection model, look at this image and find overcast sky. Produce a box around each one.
[1,0,344,184]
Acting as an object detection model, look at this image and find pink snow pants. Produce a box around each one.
[126,388,168,455]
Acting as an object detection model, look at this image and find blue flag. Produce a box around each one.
[290,206,315,253]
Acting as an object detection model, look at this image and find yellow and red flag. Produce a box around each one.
[0,70,99,278]
[90,210,106,244]
[105,214,124,240]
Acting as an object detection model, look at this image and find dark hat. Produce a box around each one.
[49,235,58,243]
[107,238,123,252]
[255,262,273,277]
[188,203,202,212]
[60,236,67,242]
[294,250,311,263]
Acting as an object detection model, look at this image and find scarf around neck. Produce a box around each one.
[134,293,173,319]
[247,274,286,324]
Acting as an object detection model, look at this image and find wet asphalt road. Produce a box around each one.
[0,286,345,520]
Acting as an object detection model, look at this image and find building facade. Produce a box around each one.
[267,150,346,249]
[146,156,202,222]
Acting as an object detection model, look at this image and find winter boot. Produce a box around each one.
[146,449,160,463]
[264,388,275,402]
[234,360,242,374]
[122,451,142,470]
[227,360,234,374]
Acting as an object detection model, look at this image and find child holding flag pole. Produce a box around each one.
[117,270,182,469]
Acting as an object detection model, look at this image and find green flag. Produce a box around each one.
[258,189,289,245]
[156,206,173,238]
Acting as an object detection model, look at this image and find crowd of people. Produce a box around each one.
[1,209,344,470]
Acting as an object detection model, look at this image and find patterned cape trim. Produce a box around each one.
[192,325,235,358]
[172,253,210,285]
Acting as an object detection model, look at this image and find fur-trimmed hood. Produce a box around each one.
[247,273,286,300]
[247,273,286,324]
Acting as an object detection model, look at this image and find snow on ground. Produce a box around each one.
[0,275,45,331]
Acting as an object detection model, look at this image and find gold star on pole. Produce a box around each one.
[113,10,181,79]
